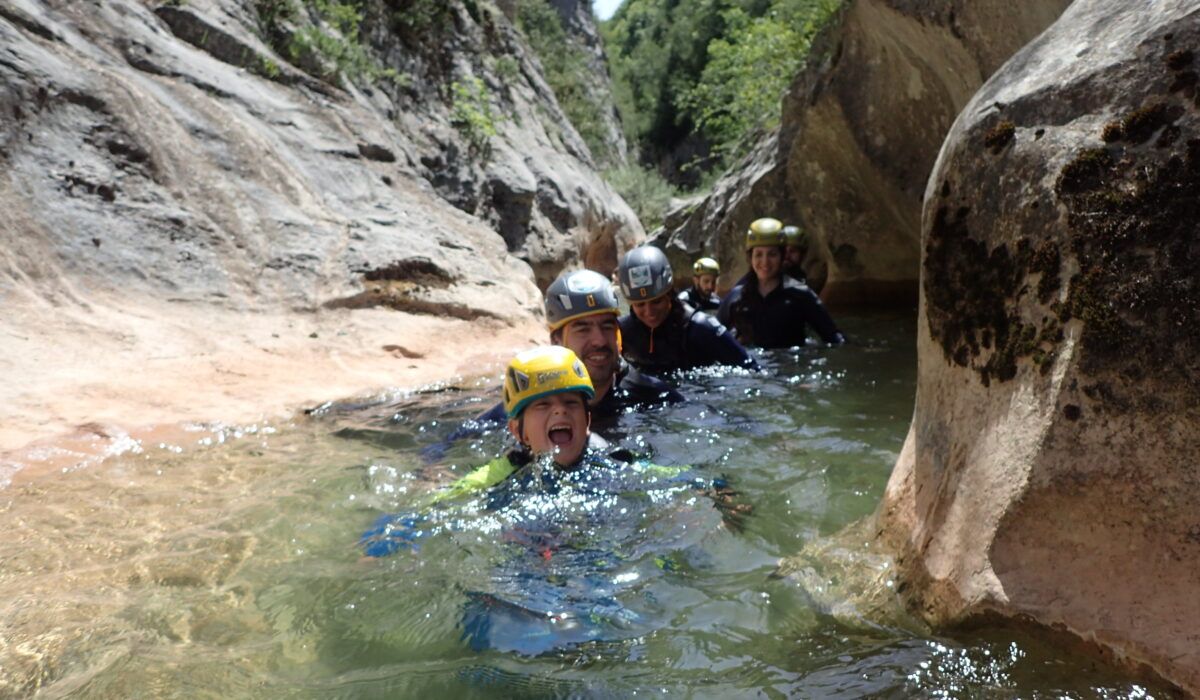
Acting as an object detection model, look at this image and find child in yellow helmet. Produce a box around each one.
[361,346,749,555]
[358,346,752,655]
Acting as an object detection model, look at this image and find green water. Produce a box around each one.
[0,311,1172,698]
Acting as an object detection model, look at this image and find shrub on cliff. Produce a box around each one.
[602,0,841,179]
[515,0,618,166]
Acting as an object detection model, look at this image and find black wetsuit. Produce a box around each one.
[783,264,808,287]
[677,286,720,312]
[717,275,846,348]
[619,301,759,377]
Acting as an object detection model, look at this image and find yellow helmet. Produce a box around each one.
[782,225,807,248]
[692,257,720,276]
[746,217,785,249]
[503,346,594,419]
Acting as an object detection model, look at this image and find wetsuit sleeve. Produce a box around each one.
[716,289,735,327]
[424,455,518,507]
[620,367,684,404]
[361,455,519,557]
[796,288,846,345]
[691,314,760,370]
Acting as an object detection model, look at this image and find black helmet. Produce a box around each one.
[618,246,674,301]
[544,269,620,331]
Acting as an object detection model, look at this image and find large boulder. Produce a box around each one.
[878,0,1200,691]
[652,0,1068,302]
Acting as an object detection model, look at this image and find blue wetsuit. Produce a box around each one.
[619,301,759,377]
[718,275,845,348]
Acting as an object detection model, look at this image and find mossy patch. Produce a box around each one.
[1119,101,1182,144]
[1165,49,1194,71]
[925,86,1198,397]
[983,120,1016,154]
[1056,148,1113,194]
[924,206,1059,386]
[1055,127,1200,395]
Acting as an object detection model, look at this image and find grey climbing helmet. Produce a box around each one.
[618,246,674,301]
[544,269,620,331]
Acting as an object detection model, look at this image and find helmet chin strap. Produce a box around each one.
[517,414,529,448]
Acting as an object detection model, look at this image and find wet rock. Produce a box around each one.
[652,0,1069,304]
[877,0,1200,692]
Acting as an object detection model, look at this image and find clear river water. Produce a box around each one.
[0,311,1172,698]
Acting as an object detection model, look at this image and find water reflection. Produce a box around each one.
[0,311,1176,697]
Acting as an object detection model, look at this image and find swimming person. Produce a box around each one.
[360,346,751,655]
[617,246,758,377]
[718,217,846,348]
[677,257,721,312]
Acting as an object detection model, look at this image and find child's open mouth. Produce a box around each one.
[547,423,573,446]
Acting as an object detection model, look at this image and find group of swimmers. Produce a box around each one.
[363,216,844,558]
[359,216,845,653]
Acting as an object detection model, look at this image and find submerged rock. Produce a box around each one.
[878,0,1200,692]
[652,0,1068,303]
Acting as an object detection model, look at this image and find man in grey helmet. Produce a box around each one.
[618,246,758,377]
[436,269,681,449]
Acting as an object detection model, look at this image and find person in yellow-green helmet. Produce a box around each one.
[423,270,683,461]
[718,217,846,348]
[677,256,721,312]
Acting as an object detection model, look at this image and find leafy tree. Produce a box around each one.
[516,0,618,165]
[602,0,841,180]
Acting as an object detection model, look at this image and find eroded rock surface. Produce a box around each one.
[652,0,1068,303]
[0,0,640,325]
[878,0,1200,691]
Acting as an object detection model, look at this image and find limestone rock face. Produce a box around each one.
[651,0,1068,302]
[548,0,628,167]
[878,0,1200,691]
[0,0,639,326]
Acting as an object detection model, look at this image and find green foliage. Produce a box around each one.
[255,0,296,35]
[516,0,617,165]
[602,0,841,178]
[602,164,679,231]
[681,0,839,160]
[493,55,520,83]
[451,77,499,157]
[388,0,452,35]
[254,0,399,84]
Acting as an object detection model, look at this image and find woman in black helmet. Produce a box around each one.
[717,218,845,349]
[617,246,758,377]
